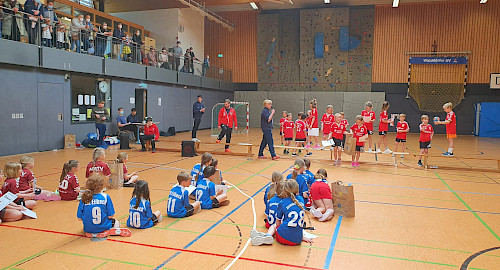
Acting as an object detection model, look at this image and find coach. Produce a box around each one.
[192,95,205,141]
[216,99,238,152]
[258,99,279,160]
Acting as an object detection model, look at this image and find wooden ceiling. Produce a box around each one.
[104,0,484,13]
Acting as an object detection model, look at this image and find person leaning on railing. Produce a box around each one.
[132,29,144,64]
[146,47,157,67]
[24,0,44,45]
[95,22,112,57]
[2,0,28,42]
[112,22,125,60]
[71,14,85,53]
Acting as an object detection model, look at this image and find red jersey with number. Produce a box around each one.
[19,168,34,191]
[283,121,295,138]
[445,111,456,134]
[311,108,318,128]
[361,110,376,130]
[86,161,111,178]
[396,121,409,140]
[321,114,335,134]
[295,120,307,139]
[419,124,434,142]
[306,116,313,128]
[59,172,80,200]
[331,122,346,140]
[379,110,389,132]
[279,117,286,132]
[341,119,348,127]
[350,124,368,146]
[1,178,20,202]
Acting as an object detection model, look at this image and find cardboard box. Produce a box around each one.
[64,134,76,149]
[108,162,124,189]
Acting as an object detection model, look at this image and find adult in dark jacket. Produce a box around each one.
[132,29,143,63]
[192,95,205,140]
[258,99,279,160]
[24,0,42,44]
[112,22,125,59]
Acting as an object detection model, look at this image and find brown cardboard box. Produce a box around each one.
[108,162,124,189]
[64,134,76,149]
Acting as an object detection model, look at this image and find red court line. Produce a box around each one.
[1,224,322,270]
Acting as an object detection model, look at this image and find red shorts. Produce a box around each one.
[265,220,270,229]
[275,228,300,246]
[310,182,332,201]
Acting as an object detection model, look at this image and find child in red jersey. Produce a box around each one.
[361,101,376,152]
[59,160,81,201]
[340,112,349,148]
[418,115,434,166]
[306,110,313,148]
[394,114,409,158]
[19,156,59,201]
[308,99,320,149]
[0,169,24,224]
[294,114,309,156]
[279,111,287,146]
[377,101,394,154]
[1,162,37,209]
[350,115,368,167]
[282,113,295,155]
[331,113,347,166]
[321,105,335,142]
[435,102,456,156]
[117,152,139,187]
[86,147,111,184]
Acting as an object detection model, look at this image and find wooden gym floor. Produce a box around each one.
[1,128,500,270]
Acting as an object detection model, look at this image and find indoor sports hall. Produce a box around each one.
[0,0,499,270]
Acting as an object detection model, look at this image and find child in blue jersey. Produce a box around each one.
[167,171,201,218]
[286,159,309,204]
[127,180,162,229]
[196,166,230,209]
[210,158,225,185]
[191,153,213,186]
[263,171,284,229]
[77,174,131,238]
[303,158,315,188]
[251,179,313,246]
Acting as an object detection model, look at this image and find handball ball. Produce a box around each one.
[433,117,440,122]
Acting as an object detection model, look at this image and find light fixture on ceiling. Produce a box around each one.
[324,0,331,4]
[393,0,399,8]
[250,2,258,9]
[480,0,487,3]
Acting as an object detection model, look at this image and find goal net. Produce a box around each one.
[211,102,249,136]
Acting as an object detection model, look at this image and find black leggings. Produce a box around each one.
[217,125,232,149]
[140,135,156,150]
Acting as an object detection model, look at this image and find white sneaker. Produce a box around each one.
[310,207,323,218]
[366,148,373,153]
[376,149,382,153]
[157,214,163,223]
[251,231,274,246]
[319,209,335,222]
[250,229,267,238]
[383,149,393,154]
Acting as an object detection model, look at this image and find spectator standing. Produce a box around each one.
[91,101,109,147]
[202,55,210,77]
[122,34,132,61]
[158,47,169,69]
[258,99,279,160]
[182,48,191,73]
[83,14,96,53]
[192,95,205,141]
[24,0,42,45]
[173,41,182,71]
[146,47,158,67]
[95,22,111,57]
[112,22,125,60]
[2,0,27,42]
[55,23,68,49]
[0,2,4,39]
[189,47,198,74]
[70,14,85,52]
[132,29,143,63]
[41,1,58,23]
[40,20,52,47]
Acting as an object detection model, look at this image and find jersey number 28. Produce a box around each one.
[287,211,304,227]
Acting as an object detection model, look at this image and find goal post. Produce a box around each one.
[211,101,249,136]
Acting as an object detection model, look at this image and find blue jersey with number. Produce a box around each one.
[276,196,305,244]
[196,178,216,209]
[167,184,190,218]
[267,194,281,226]
[191,163,206,186]
[305,170,315,187]
[263,185,272,215]
[77,193,115,233]
[127,197,153,229]
[286,173,309,200]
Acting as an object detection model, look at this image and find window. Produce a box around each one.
[71,75,111,124]
[71,0,94,9]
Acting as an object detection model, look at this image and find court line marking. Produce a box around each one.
[153,163,284,269]
[0,224,322,270]
[355,192,461,203]
[435,172,500,242]
[1,250,49,270]
[323,215,343,269]
[49,250,154,268]
[355,200,500,215]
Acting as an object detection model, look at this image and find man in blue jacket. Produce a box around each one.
[192,95,205,141]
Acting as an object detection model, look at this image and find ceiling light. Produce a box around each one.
[250,2,258,9]
[480,0,487,3]
[324,0,331,3]
[393,0,399,8]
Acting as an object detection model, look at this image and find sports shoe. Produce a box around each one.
[258,156,267,159]
[376,149,382,153]
[225,149,232,153]
[310,207,323,218]
[250,229,267,239]
[272,156,280,160]
[305,144,311,149]
[352,162,356,167]
[417,160,423,166]
[319,209,335,222]
[313,145,321,149]
[366,148,373,153]
[333,160,338,166]
[355,162,360,167]
[152,150,156,153]
[291,153,299,157]
[86,231,109,238]
[216,140,221,144]
[442,152,454,156]
[157,214,163,223]
[383,149,393,154]
[283,149,287,154]
[338,160,342,166]
[109,228,132,237]
[251,232,274,246]
[298,150,302,154]
[306,152,312,156]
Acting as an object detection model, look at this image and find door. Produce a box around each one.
[135,89,147,121]
[37,82,64,151]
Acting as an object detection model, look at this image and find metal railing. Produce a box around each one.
[0,5,232,82]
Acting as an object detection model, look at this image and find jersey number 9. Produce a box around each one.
[196,190,203,201]
[92,207,101,224]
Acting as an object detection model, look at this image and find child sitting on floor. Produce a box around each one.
[127,180,162,228]
[117,152,139,187]
[209,158,225,185]
[196,166,230,210]
[309,169,334,221]
[58,160,81,201]
[191,152,213,186]
[1,162,37,209]
[86,148,111,182]
[286,159,309,204]
[263,171,283,228]
[20,156,59,201]
[77,174,131,238]
[0,169,24,224]
[167,172,201,218]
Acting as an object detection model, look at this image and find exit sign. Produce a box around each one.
[217,54,223,58]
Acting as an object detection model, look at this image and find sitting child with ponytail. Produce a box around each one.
[117,152,139,187]
[263,171,283,228]
[127,180,162,229]
[286,159,309,204]
[58,160,80,201]
[251,179,313,246]
[309,169,334,222]
[77,174,131,238]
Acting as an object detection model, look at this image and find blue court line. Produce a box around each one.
[154,165,293,270]
[345,182,500,197]
[323,184,351,269]
[356,200,500,215]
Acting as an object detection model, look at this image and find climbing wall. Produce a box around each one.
[257,7,374,92]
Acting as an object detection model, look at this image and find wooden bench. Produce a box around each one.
[413,153,500,172]
[156,140,254,157]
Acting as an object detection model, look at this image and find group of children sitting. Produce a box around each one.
[279,99,457,167]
